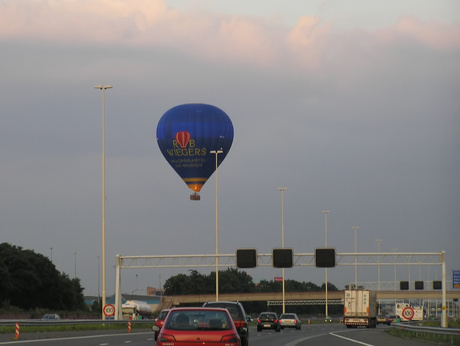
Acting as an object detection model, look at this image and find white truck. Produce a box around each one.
[122,300,153,320]
[396,303,424,322]
[343,289,377,328]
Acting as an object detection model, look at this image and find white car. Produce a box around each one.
[279,313,301,330]
[42,314,61,320]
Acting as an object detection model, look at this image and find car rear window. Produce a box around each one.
[165,310,233,331]
[204,303,243,320]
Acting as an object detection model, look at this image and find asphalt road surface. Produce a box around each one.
[0,324,445,345]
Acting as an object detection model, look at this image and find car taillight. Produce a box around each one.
[257,319,261,323]
[158,334,176,342]
[221,334,240,343]
[234,320,247,328]
[274,319,278,323]
[294,320,297,324]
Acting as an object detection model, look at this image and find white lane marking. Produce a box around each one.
[283,333,328,346]
[330,332,374,345]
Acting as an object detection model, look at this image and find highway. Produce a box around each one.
[0,324,432,346]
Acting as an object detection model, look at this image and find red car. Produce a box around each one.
[153,309,170,341]
[152,307,241,346]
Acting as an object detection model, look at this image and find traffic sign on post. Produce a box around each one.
[103,304,115,317]
[402,306,415,320]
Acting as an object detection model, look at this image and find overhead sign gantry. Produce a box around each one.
[113,250,448,327]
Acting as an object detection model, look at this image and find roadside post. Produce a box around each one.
[14,323,20,339]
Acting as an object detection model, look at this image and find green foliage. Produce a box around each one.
[0,243,85,311]
[91,297,102,314]
[217,268,254,293]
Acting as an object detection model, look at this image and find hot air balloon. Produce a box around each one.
[157,104,234,200]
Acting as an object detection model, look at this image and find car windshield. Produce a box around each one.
[158,310,169,319]
[259,313,276,319]
[165,310,233,331]
[280,314,295,319]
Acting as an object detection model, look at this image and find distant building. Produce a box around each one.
[147,286,164,296]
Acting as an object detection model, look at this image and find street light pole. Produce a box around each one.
[376,239,382,314]
[392,248,398,306]
[353,227,359,288]
[94,85,112,320]
[278,188,287,314]
[376,239,382,292]
[97,256,100,302]
[322,210,330,318]
[210,149,223,301]
[74,251,77,278]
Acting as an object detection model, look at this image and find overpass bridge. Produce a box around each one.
[159,290,460,308]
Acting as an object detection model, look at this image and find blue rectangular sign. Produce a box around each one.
[453,270,460,288]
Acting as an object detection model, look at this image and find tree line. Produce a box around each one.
[0,243,86,311]
[163,268,343,316]
[0,242,342,316]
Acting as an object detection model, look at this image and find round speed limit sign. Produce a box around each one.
[402,306,414,320]
[103,304,115,317]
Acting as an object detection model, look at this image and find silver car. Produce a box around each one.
[279,313,301,330]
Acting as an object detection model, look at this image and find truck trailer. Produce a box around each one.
[396,303,424,322]
[343,289,377,328]
[122,300,153,320]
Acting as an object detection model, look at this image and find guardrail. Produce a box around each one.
[0,319,153,327]
[392,323,460,344]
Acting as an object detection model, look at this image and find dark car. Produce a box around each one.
[257,312,281,332]
[153,309,170,341]
[203,301,249,346]
[41,314,61,320]
[377,315,392,325]
[388,315,401,323]
[152,307,240,346]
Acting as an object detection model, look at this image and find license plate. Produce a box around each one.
[264,324,271,327]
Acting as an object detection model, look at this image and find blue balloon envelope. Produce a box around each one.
[157,104,234,200]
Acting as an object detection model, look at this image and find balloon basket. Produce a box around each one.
[190,193,201,201]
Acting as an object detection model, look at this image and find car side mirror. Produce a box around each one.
[152,325,160,332]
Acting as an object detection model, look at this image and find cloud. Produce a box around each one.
[1,0,458,76]
[376,16,460,50]
[285,16,333,71]
[0,0,172,43]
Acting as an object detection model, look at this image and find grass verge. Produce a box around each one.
[386,325,460,345]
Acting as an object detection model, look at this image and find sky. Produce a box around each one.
[1,0,459,298]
